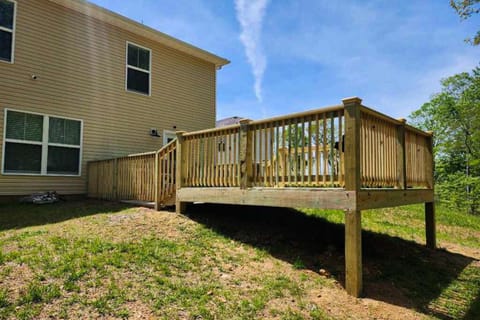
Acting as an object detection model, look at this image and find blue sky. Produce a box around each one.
[90,0,479,120]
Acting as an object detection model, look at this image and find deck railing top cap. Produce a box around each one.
[342,97,363,105]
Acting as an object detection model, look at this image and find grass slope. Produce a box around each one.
[0,200,479,319]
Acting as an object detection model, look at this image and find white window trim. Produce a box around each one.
[163,130,176,145]
[0,0,17,64]
[125,41,152,96]
[2,108,84,177]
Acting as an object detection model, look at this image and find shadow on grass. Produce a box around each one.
[185,203,480,320]
[464,291,480,320]
[0,199,131,232]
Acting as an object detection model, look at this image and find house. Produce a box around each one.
[0,0,229,198]
[216,116,245,127]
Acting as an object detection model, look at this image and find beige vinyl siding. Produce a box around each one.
[0,0,218,196]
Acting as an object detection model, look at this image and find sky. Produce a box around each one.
[90,0,479,121]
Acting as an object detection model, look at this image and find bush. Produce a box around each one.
[437,173,480,214]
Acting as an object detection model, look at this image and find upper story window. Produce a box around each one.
[3,109,83,176]
[126,42,151,95]
[0,0,16,63]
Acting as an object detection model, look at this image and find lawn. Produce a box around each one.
[0,200,479,319]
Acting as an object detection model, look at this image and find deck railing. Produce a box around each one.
[181,106,345,188]
[87,98,434,206]
[359,106,433,189]
[87,139,177,207]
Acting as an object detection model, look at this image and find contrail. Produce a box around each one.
[234,0,269,102]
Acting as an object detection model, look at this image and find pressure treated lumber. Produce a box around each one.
[177,188,357,210]
[345,210,362,297]
[175,131,187,214]
[342,97,363,298]
[425,202,436,249]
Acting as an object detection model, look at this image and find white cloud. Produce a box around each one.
[234,0,269,102]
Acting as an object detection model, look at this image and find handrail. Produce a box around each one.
[249,105,343,126]
[183,104,344,138]
[360,105,432,137]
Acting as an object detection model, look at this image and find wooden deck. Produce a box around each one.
[87,97,435,297]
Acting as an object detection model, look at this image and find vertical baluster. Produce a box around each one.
[315,113,320,186]
[282,120,287,187]
[263,123,268,187]
[330,113,335,187]
[292,119,298,185]
[287,120,293,186]
[275,123,280,187]
[339,111,344,186]
[234,129,238,186]
[270,124,274,187]
[231,130,235,187]
[223,131,227,187]
[300,119,305,186]
[322,113,327,186]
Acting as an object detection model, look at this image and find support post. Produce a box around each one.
[342,97,363,297]
[175,131,187,214]
[425,202,436,249]
[396,119,407,189]
[239,119,253,189]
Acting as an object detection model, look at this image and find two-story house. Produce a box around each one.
[0,0,229,198]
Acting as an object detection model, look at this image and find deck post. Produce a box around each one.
[396,119,407,189]
[342,97,363,297]
[175,131,187,214]
[239,119,253,189]
[425,131,436,249]
[425,202,436,249]
[154,151,159,211]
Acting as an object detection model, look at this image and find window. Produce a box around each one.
[126,42,151,95]
[3,109,82,176]
[0,0,15,63]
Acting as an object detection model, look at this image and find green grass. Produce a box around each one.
[0,200,479,319]
[303,204,480,248]
[304,204,480,319]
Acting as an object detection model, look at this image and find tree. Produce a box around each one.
[410,66,480,213]
[450,0,480,45]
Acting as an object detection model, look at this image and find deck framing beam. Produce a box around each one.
[178,187,356,210]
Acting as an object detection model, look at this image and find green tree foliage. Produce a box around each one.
[450,0,480,45]
[410,66,480,214]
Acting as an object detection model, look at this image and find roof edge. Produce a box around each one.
[48,0,230,68]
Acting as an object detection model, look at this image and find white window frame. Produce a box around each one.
[0,0,17,64]
[125,41,152,96]
[163,130,176,145]
[2,108,84,177]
